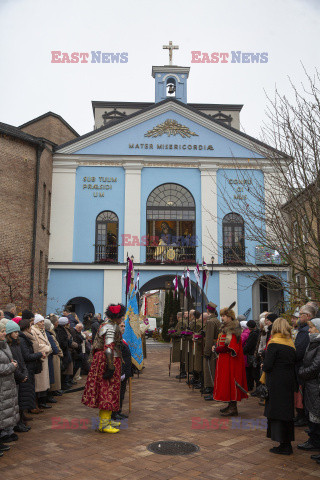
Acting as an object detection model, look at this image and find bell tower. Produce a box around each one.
[152,41,190,104]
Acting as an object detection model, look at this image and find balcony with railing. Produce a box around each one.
[146,245,197,265]
[223,246,246,265]
[94,245,118,263]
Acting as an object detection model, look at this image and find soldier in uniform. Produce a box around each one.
[190,310,204,389]
[82,303,125,433]
[172,312,187,379]
[203,302,221,400]
[184,310,194,382]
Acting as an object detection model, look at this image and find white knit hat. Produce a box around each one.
[34,314,45,324]
[58,317,69,326]
[311,318,320,332]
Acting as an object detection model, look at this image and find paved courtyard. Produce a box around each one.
[2,342,320,480]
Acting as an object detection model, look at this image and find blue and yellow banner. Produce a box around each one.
[123,289,144,370]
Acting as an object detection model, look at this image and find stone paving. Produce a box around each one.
[1,342,320,480]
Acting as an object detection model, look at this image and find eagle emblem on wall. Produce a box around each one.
[144,119,199,138]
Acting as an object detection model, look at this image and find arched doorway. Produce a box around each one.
[65,296,95,322]
[252,275,284,320]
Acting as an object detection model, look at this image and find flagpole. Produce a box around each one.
[125,252,129,309]
[186,267,191,388]
[200,257,205,395]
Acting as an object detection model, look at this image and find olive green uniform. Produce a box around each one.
[203,315,221,388]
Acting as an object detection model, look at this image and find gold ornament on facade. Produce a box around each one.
[144,119,199,138]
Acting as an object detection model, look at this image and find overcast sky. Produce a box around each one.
[0,0,319,139]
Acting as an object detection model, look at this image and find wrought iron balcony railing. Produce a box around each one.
[223,246,246,265]
[94,245,118,263]
[146,245,196,264]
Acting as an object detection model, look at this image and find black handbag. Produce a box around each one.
[256,383,269,400]
[34,359,43,374]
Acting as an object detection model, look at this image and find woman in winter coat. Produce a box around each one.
[19,318,45,415]
[0,322,19,445]
[262,317,297,455]
[297,318,320,456]
[243,320,260,392]
[6,321,31,433]
[56,317,73,389]
[47,316,63,395]
[30,314,52,409]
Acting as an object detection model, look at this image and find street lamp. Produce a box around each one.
[210,256,215,276]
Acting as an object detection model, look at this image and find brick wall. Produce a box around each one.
[0,134,37,312]
[21,114,77,145]
[0,116,77,315]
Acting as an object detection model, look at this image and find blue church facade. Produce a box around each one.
[47,63,288,320]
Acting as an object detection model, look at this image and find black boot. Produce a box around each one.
[220,401,238,417]
[270,442,293,455]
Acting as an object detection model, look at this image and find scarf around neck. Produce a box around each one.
[268,332,295,349]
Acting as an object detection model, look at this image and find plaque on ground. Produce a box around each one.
[147,440,200,455]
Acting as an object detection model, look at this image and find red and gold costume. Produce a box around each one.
[82,315,122,433]
[213,321,248,402]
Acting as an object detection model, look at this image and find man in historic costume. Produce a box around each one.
[191,310,204,389]
[82,304,126,433]
[203,302,221,400]
[173,312,188,379]
[184,310,195,383]
[169,312,182,365]
[213,302,248,417]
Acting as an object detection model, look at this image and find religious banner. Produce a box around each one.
[123,289,144,370]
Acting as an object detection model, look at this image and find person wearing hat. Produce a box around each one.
[298,317,320,455]
[212,302,248,416]
[265,313,278,345]
[82,303,126,433]
[203,302,220,399]
[0,321,19,445]
[30,314,52,409]
[6,321,32,433]
[56,317,74,390]
[294,304,315,428]
[243,320,260,392]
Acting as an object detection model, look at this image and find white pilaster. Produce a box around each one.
[124,164,142,261]
[200,165,218,262]
[103,269,123,310]
[49,161,77,262]
[219,271,238,315]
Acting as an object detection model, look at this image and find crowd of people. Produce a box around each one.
[169,300,320,460]
[0,303,133,455]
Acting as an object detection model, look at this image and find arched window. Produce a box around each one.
[146,183,196,263]
[222,212,245,264]
[95,211,118,262]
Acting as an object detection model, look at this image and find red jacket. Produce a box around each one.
[213,333,248,402]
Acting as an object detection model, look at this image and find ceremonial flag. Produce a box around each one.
[134,271,140,293]
[187,267,192,297]
[202,260,209,294]
[123,288,144,370]
[180,272,185,291]
[173,275,178,297]
[194,264,201,291]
